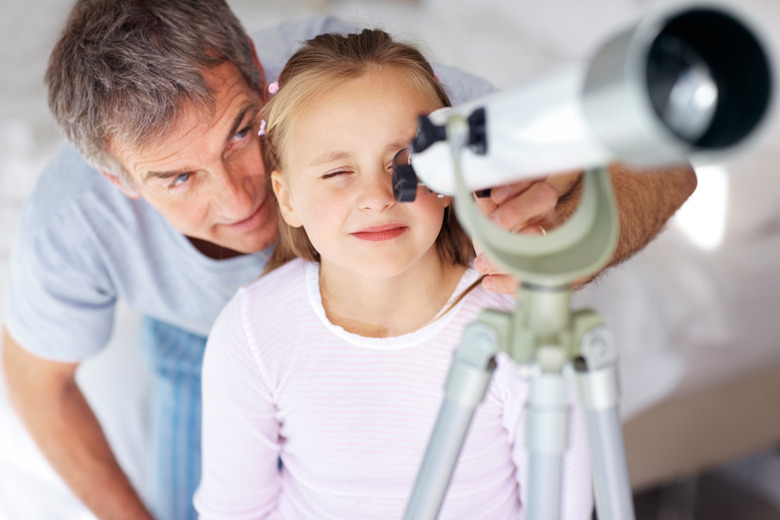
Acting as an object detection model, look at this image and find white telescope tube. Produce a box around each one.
[411,65,612,195]
[407,3,773,196]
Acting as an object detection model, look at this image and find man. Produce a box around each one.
[0,1,696,519]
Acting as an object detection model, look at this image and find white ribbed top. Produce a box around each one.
[196,259,593,519]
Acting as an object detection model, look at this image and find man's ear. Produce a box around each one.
[99,171,142,199]
[271,171,303,228]
[248,38,268,101]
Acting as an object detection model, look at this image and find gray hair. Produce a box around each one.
[46,0,263,181]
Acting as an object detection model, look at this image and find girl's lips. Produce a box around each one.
[351,224,408,241]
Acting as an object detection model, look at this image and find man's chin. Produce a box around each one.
[187,236,248,259]
[186,220,278,259]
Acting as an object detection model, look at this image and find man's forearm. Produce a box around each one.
[557,162,697,285]
[609,162,697,265]
[2,328,153,520]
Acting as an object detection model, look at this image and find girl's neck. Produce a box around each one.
[319,257,468,338]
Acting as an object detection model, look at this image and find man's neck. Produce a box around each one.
[187,236,245,260]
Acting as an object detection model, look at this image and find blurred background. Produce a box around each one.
[2,0,780,518]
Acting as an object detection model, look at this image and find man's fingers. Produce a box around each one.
[473,253,492,275]
[545,170,583,197]
[473,180,538,214]
[489,181,558,231]
[474,253,519,294]
[473,195,499,217]
[472,176,566,296]
[481,273,521,295]
[489,180,536,204]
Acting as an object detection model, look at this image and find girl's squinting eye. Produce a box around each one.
[322,170,351,180]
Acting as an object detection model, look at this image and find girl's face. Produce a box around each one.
[271,69,450,282]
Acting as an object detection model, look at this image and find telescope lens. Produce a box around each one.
[645,9,772,150]
[647,34,718,143]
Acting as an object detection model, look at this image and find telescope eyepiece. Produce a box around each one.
[392,148,418,202]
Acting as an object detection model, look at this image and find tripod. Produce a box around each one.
[402,114,636,520]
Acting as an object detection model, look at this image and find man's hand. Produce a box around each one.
[472,163,697,294]
[473,171,582,294]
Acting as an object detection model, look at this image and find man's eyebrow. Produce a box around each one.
[143,102,260,183]
[144,167,193,183]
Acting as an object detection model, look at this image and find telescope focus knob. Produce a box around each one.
[412,115,447,153]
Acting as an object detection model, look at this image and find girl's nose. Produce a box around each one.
[358,168,396,211]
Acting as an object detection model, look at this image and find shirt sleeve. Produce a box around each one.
[194,288,282,519]
[3,200,116,362]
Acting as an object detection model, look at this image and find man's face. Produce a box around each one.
[109,61,276,255]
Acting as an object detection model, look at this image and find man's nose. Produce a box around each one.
[212,165,256,215]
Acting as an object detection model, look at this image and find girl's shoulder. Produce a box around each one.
[234,258,312,312]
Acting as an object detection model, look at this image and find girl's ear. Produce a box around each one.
[271,171,303,228]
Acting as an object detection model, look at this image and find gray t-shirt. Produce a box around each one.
[3,17,494,363]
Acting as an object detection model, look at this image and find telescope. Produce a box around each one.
[393,2,774,202]
[398,4,775,520]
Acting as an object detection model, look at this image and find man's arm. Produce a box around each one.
[566,162,697,278]
[1,327,153,520]
[474,162,698,292]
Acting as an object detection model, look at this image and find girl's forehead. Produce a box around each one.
[280,81,432,166]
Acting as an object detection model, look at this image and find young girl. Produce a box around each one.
[195,29,592,519]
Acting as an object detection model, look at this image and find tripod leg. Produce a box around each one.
[525,370,569,520]
[403,321,500,520]
[575,327,636,520]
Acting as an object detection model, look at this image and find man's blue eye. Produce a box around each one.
[233,125,251,142]
[171,172,191,186]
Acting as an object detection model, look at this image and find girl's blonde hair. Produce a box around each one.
[262,29,473,272]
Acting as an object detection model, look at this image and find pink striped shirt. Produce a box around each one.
[195,259,593,519]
